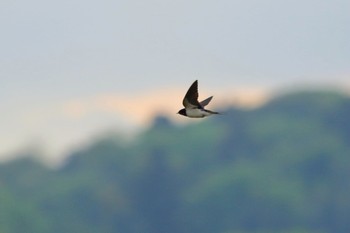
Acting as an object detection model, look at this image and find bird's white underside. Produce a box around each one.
[185,108,212,118]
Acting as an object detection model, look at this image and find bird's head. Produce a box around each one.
[177,109,186,116]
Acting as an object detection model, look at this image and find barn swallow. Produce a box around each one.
[177,80,219,118]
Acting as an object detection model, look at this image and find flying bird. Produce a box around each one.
[177,80,219,118]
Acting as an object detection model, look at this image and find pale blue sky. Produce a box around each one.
[1,0,349,163]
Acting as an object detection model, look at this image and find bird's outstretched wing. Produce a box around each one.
[182,80,201,109]
[200,96,213,107]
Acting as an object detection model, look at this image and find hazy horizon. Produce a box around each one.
[1,0,349,163]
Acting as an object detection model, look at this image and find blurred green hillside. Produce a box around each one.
[1,91,350,233]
